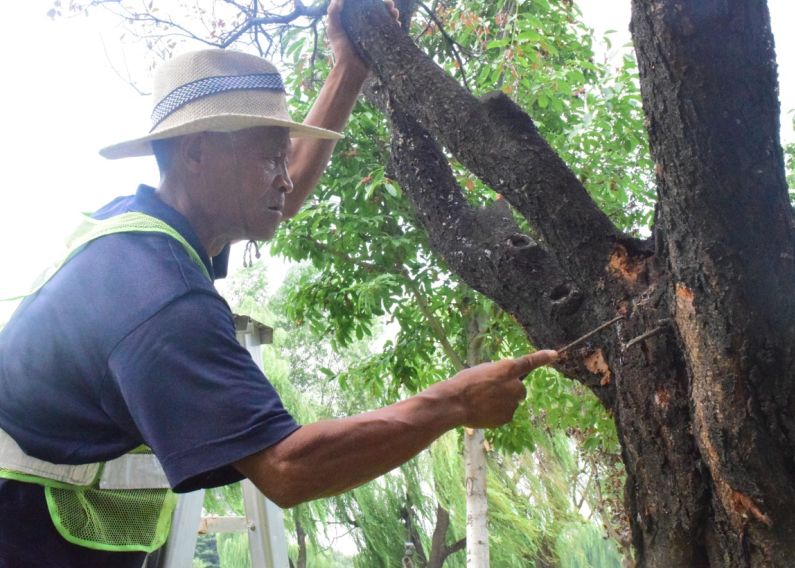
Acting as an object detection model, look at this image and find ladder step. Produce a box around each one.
[198,515,251,535]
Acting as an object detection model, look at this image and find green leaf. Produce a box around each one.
[383,181,399,197]
[538,94,549,108]
[487,38,510,49]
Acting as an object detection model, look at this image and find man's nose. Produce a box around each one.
[276,170,293,194]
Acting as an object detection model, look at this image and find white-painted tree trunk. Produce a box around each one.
[465,427,489,568]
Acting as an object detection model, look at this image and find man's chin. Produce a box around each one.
[250,225,279,243]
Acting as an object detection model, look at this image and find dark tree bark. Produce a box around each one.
[426,504,465,568]
[339,0,795,566]
[295,518,307,568]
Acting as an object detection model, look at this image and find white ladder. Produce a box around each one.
[151,315,289,568]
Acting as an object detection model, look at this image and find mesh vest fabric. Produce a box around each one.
[45,486,178,553]
[0,212,210,552]
[0,448,177,553]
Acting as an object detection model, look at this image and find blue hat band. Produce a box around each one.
[150,72,285,131]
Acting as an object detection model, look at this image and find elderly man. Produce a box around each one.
[0,1,556,566]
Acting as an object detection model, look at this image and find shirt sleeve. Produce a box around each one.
[107,291,300,492]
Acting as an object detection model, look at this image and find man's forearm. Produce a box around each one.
[235,382,464,508]
[284,60,368,218]
[234,351,557,508]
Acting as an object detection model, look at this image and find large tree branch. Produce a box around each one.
[387,97,616,407]
[388,101,583,338]
[340,0,628,290]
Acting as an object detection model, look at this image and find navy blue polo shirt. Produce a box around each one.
[0,185,299,566]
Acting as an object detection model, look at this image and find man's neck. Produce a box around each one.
[155,179,229,257]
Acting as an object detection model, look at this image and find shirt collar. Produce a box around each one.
[130,185,228,280]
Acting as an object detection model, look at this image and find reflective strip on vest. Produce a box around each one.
[98,454,170,490]
[0,428,170,489]
[0,428,99,486]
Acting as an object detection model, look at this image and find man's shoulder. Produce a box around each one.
[8,229,223,355]
[82,229,215,294]
[64,230,220,331]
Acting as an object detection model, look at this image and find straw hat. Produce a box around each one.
[100,49,341,160]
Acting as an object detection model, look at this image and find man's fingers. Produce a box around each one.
[514,350,558,377]
[383,0,400,24]
[330,0,400,25]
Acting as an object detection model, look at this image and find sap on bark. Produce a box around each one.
[606,243,649,286]
[653,388,670,411]
[729,490,772,528]
[583,348,612,386]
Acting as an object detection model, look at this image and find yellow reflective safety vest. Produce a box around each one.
[0,212,211,552]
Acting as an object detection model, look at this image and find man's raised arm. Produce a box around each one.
[284,0,399,217]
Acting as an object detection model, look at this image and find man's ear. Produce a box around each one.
[179,132,206,174]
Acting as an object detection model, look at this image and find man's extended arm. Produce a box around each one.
[284,0,398,218]
[233,350,557,508]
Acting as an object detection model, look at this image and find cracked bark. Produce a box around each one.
[631,1,795,564]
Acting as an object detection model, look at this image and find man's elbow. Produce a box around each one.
[265,489,302,509]
[256,477,321,509]
[238,460,315,509]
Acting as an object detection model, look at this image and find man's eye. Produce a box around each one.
[263,157,287,169]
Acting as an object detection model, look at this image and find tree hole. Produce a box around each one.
[550,283,571,302]
[507,234,533,249]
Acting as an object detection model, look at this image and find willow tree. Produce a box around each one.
[337,1,794,566]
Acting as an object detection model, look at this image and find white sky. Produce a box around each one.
[0,1,793,323]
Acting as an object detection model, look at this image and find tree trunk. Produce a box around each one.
[464,303,491,567]
[426,504,466,568]
[340,0,795,565]
[464,428,489,567]
[295,518,307,568]
[626,2,795,565]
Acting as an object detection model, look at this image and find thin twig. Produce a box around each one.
[413,0,440,41]
[252,0,264,55]
[99,34,149,95]
[220,0,255,17]
[623,319,671,350]
[416,1,472,93]
[557,315,625,354]
[219,3,327,47]
[309,20,320,88]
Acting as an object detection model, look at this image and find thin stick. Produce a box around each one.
[623,319,671,350]
[557,315,625,354]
